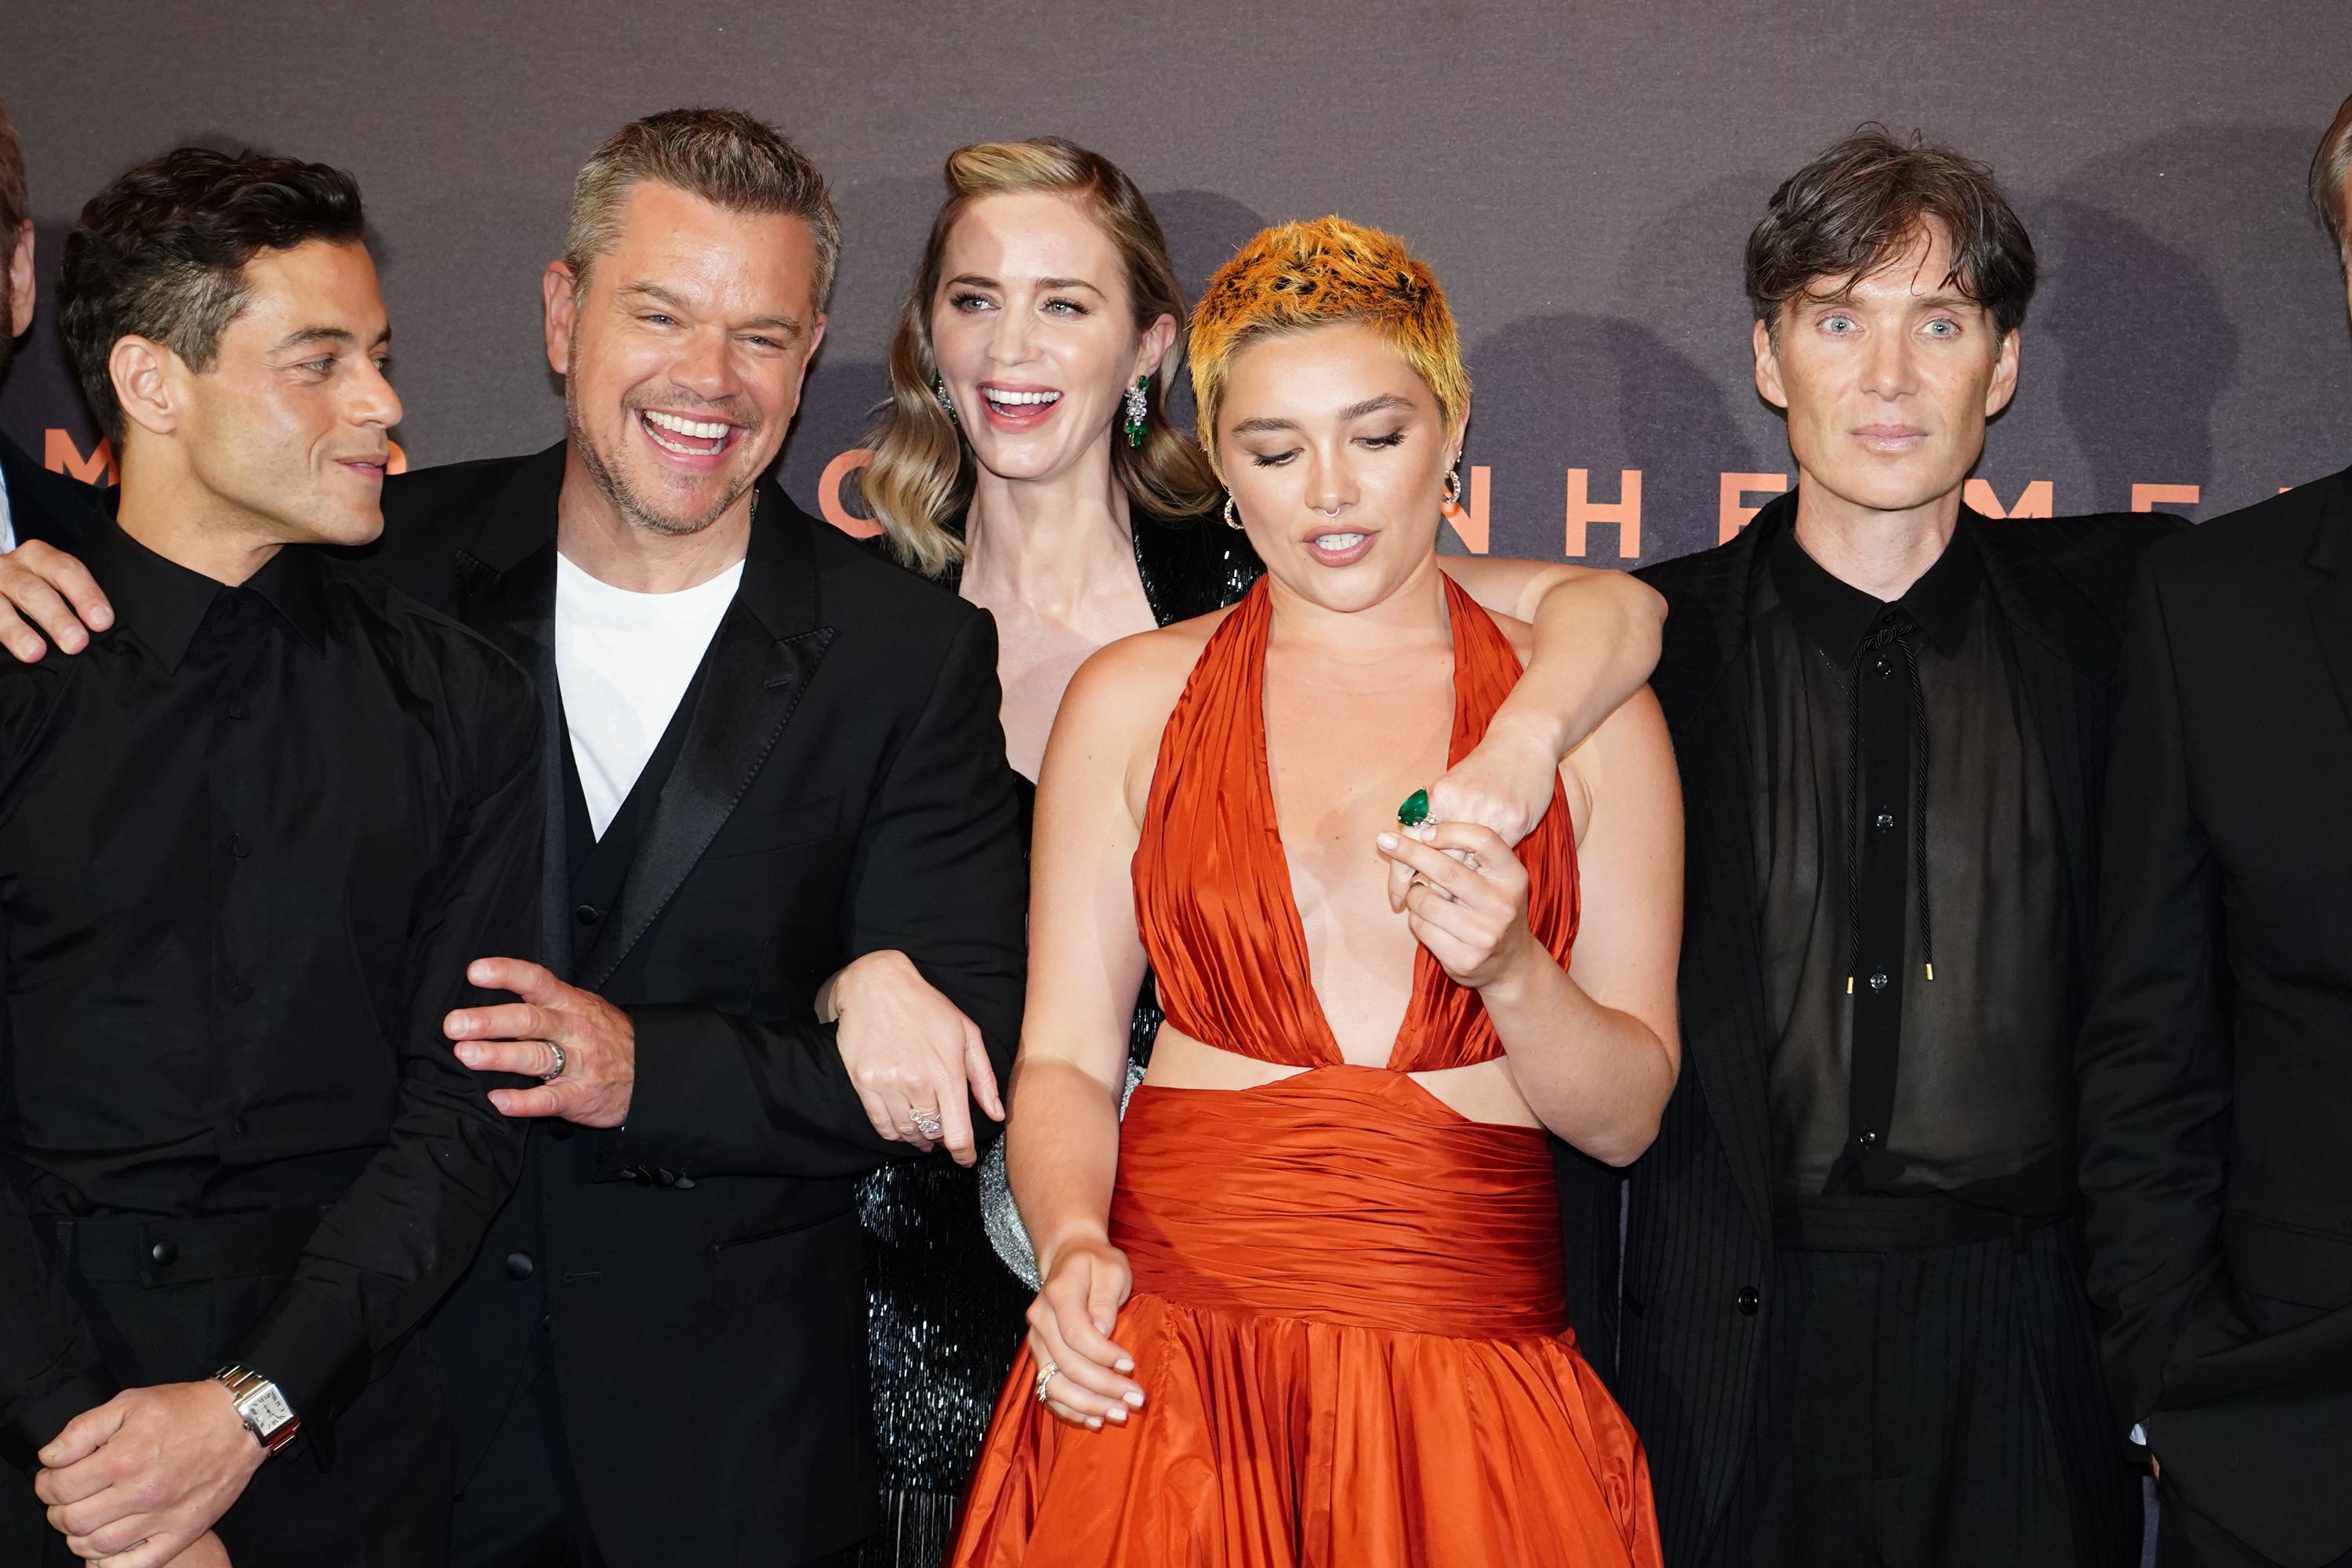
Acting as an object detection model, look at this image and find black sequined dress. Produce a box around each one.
[855,509,1261,1567]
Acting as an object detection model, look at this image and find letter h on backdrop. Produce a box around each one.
[1566,469,1641,559]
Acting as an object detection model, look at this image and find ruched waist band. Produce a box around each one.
[1108,1066,1570,1339]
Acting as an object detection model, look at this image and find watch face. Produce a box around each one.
[242,1385,296,1435]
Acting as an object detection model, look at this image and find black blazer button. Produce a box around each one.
[149,1240,178,1267]
[574,904,601,926]
[505,1251,535,1280]
[1736,1285,1762,1316]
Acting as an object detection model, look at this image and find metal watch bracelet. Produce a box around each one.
[211,1365,301,1457]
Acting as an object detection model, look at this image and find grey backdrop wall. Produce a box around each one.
[5,1,2350,565]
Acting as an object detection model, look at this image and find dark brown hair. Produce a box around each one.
[565,108,840,310]
[1747,128,2037,341]
[2310,91,2352,277]
[59,147,365,441]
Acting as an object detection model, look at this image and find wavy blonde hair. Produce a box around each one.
[1188,216,1469,470]
[862,138,1221,578]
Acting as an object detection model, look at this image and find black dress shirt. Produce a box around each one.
[0,515,542,1457]
[1751,517,2074,1214]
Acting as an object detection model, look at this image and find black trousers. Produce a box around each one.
[2158,1477,2352,1568]
[0,1214,451,1568]
[1724,1208,2143,1568]
[452,1326,863,1568]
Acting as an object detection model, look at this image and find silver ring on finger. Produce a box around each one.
[1034,1357,1058,1403]
[910,1105,944,1140]
[541,1041,568,1081]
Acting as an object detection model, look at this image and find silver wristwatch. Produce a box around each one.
[211,1366,301,1457]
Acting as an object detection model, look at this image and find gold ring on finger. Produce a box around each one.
[1034,1358,1058,1403]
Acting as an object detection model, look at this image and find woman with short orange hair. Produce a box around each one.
[950,218,1678,1566]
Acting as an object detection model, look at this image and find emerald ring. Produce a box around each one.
[1396,789,1432,828]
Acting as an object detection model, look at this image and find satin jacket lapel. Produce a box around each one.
[1652,503,1781,1239]
[579,485,836,992]
[452,448,574,979]
[2304,471,2352,735]
[1975,514,2114,956]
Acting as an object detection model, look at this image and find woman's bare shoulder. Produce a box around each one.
[1047,603,1237,768]
[1065,604,1232,713]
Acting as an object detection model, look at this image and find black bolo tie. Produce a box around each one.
[1844,611,1936,994]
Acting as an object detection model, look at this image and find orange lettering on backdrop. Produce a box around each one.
[44,430,115,486]
[2131,483,2200,514]
[1565,468,1641,558]
[388,441,408,475]
[1442,464,1491,554]
[1718,472,1788,542]
[819,448,881,539]
[1963,478,2053,519]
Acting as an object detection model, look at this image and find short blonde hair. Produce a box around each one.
[1188,216,1469,468]
[862,137,1220,578]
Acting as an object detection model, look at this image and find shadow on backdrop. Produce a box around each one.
[2033,125,2286,517]
[1461,171,1786,566]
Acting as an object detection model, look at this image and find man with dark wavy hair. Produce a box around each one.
[0,147,543,1566]
[1558,130,2171,1566]
[0,91,100,558]
[2076,91,2352,1568]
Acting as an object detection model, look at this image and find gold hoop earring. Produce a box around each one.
[1222,495,1243,531]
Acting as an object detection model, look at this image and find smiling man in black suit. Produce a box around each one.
[0,107,1026,1568]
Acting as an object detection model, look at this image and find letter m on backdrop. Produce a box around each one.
[1963,478,2052,519]
[45,430,117,486]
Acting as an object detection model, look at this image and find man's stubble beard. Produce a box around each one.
[562,321,764,541]
[566,390,748,540]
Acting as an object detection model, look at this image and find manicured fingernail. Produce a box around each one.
[1377,833,1399,849]
[1123,1390,1144,1407]
[1107,1406,1127,1423]
[1087,1416,1103,1429]
[1115,1358,1134,1373]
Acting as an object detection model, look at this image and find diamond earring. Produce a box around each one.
[1122,376,1149,448]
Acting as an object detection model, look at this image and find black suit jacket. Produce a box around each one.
[354,445,1027,1565]
[2078,466,2352,1567]
[0,428,99,550]
[1560,492,2173,1563]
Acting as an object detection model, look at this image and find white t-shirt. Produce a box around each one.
[554,550,745,838]
[0,461,16,554]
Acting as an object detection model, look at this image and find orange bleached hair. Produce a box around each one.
[1187,216,1471,468]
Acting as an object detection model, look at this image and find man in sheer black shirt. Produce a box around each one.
[0,150,539,1566]
[1559,132,2175,1567]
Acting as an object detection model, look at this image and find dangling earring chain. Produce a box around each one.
[1123,375,1149,448]
[935,373,958,425]
[1443,464,1464,508]
[1221,495,1243,531]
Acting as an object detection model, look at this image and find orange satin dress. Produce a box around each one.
[951,577,1662,1567]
